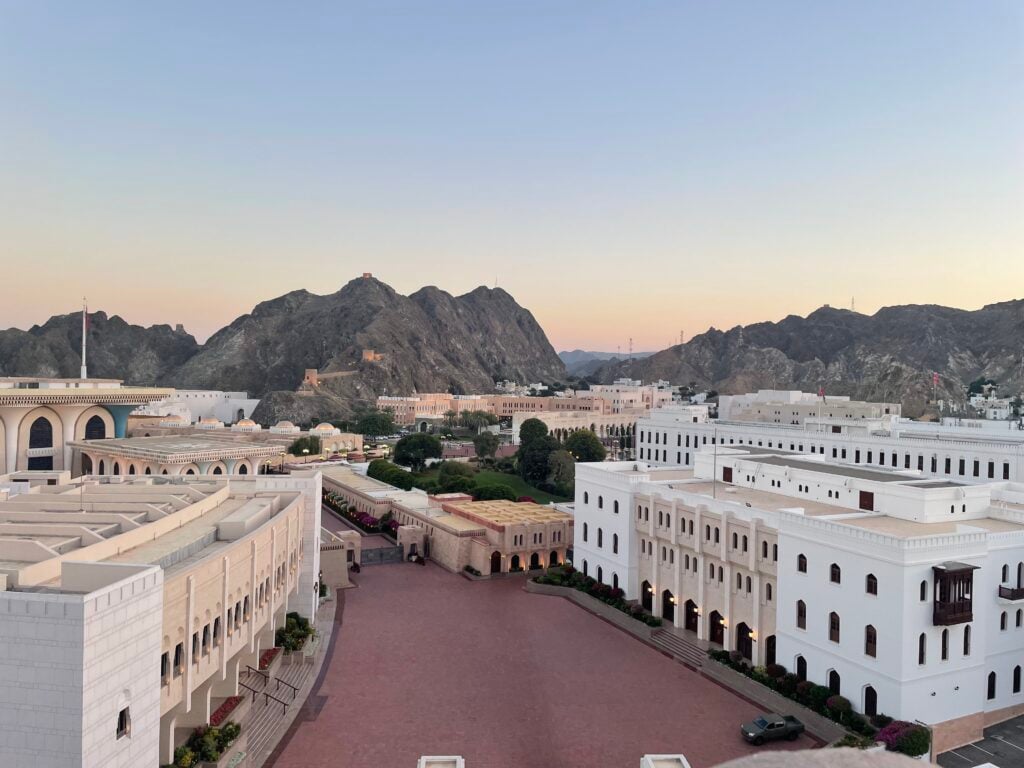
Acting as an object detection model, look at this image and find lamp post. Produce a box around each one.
[302,448,310,464]
[279,452,286,473]
[264,460,272,475]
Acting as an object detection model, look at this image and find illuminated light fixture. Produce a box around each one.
[647,586,654,593]
[720,618,728,627]
[749,630,757,640]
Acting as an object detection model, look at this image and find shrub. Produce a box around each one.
[795,680,815,703]
[173,746,196,768]
[847,713,874,735]
[517,495,536,503]
[766,663,786,679]
[826,695,853,718]
[807,684,832,712]
[463,565,482,576]
[832,733,876,749]
[777,673,799,697]
[878,720,930,757]
[728,650,745,666]
[474,483,517,501]
[870,713,894,729]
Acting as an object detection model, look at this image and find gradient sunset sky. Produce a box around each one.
[2,1,1021,352]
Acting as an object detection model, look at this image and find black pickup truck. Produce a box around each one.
[740,713,805,745]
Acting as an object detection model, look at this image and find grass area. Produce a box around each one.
[415,466,570,504]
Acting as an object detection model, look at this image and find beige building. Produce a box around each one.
[321,466,573,575]
[0,470,321,767]
[0,377,172,474]
[70,434,284,476]
[717,390,900,425]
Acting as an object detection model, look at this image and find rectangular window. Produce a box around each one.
[973,460,980,477]
[988,461,994,479]
[213,617,221,646]
[160,652,170,684]
[1006,463,1012,481]
[173,642,184,676]
[959,458,965,475]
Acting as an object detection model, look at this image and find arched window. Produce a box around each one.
[613,500,619,514]
[796,600,806,629]
[766,583,773,601]
[1015,666,1022,695]
[582,560,588,577]
[113,462,121,475]
[612,534,618,554]
[736,573,742,589]
[732,532,738,549]
[665,513,671,528]
[662,547,667,562]
[918,633,927,665]
[717,566,723,582]
[583,492,589,504]
[742,535,748,552]
[865,625,877,657]
[829,612,840,643]
[941,629,949,660]
[964,625,972,656]
[238,463,248,475]
[772,544,778,561]
[714,527,720,544]
[866,574,878,595]
[28,416,53,449]
[597,496,603,509]
[128,464,136,475]
[920,580,928,602]
[988,671,997,700]
[1001,611,1008,631]
[1003,564,1010,582]
[830,563,841,584]
[597,566,603,584]
[612,573,619,590]
[745,576,752,593]
[709,563,715,579]
[637,505,642,519]
[705,525,711,540]
[762,541,768,558]
[583,522,588,542]
[1017,609,1022,628]
[797,554,807,573]
[597,528,603,548]
[84,414,106,440]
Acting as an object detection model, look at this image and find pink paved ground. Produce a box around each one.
[270,564,814,768]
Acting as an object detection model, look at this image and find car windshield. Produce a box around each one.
[753,717,769,728]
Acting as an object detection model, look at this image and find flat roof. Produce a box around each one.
[743,455,916,483]
[70,435,281,463]
[440,499,572,531]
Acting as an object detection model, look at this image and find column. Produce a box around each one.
[102,404,136,438]
[1,409,21,474]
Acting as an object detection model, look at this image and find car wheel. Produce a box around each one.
[753,737,764,746]
[787,732,799,741]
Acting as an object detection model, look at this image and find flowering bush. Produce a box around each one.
[877,720,930,757]
[210,696,241,727]
[517,496,536,503]
[258,647,280,670]
[826,695,852,717]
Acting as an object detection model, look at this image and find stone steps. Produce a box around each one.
[651,629,706,669]
[242,658,315,762]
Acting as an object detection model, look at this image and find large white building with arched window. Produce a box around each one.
[0,377,173,475]
[573,447,1024,754]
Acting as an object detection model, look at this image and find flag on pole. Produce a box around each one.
[818,386,825,401]
[932,372,939,387]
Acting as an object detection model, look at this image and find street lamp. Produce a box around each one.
[279,452,286,473]
[302,448,310,464]
[264,459,272,475]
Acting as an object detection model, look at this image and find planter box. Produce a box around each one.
[210,695,250,730]
[198,729,248,768]
[258,648,282,678]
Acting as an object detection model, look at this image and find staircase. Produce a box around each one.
[242,657,316,763]
[650,629,706,669]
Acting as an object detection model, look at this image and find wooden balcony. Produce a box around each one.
[999,585,1024,601]
[933,602,973,626]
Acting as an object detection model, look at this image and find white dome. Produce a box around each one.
[236,419,256,427]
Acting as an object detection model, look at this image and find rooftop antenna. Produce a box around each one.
[80,297,88,379]
[628,337,633,362]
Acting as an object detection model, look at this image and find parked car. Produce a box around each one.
[740,713,804,745]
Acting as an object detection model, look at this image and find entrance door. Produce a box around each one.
[709,611,724,645]
[796,655,807,681]
[736,622,752,660]
[859,491,874,511]
[864,686,877,716]
[641,581,653,612]
[530,552,541,570]
[510,554,521,571]
[490,551,501,574]
[722,466,733,483]
[765,635,776,666]
[549,550,559,567]
[684,600,698,632]
[662,591,675,623]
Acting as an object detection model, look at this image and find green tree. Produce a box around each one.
[437,461,475,491]
[547,449,575,490]
[1011,396,1022,417]
[442,410,459,431]
[565,429,606,462]
[460,410,498,432]
[394,433,442,471]
[472,431,500,461]
[518,418,549,447]
[288,435,321,457]
[518,435,559,486]
[474,483,517,501]
[356,409,396,437]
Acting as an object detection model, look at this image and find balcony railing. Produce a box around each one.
[999,585,1024,601]
[933,602,973,625]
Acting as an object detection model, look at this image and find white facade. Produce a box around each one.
[637,406,1024,484]
[717,390,900,424]
[133,390,259,425]
[572,447,1024,749]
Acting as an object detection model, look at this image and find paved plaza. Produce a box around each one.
[270,563,814,768]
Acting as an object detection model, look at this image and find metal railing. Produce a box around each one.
[245,664,269,684]
[274,677,298,700]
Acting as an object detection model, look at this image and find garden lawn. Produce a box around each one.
[414,467,569,504]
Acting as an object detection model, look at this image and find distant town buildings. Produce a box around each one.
[131,389,260,426]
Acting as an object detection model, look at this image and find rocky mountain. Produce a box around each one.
[559,349,655,377]
[0,276,566,422]
[593,301,1024,417]
[0,311,198,383]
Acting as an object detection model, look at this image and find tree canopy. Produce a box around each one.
[356,409,396,436]
[394,433,442,471]
[565,429,607,462]
[518,418,549,447]
[287,435,321,457]
[472,431,500,460]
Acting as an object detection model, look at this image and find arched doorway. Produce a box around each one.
[98,459,105,474]
[863,685,878,716]
[684,600,698,632]
[128,464,136,475]
[510,554,521,571]
[238,463,248,475]
[529,552,541,570]
[765,635,776,666]
[662,590,675,623]
[796,655,807,681]
[490,551,501,574]
[144,467,151,475]
[736,622,752,661]
[84,415,106,440]
[236,408,245,422]
[709,611,724,645]
[418,421,428,433]
[828,669,841,695]
[81,454,93,474]
[113,462,121,475]
[641,581,653,612]
[28,416,54,470]
[549,550,559,567]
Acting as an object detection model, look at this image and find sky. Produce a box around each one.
[1,1,1022,352]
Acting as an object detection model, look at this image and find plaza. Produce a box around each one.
[269,563,811,768]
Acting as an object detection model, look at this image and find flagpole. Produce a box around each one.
[80,298,88,379]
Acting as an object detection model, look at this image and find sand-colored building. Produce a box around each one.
[0,470,321,767]
[70,434,284,476]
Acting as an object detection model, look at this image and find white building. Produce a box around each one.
[586,379,674,413]
[637,401,1024,484]
[0,470,321,767]
[716,389,901,424]
[133,390,260,426]
[573,447,1024,753]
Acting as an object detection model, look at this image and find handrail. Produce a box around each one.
[274,676,299,699]
[245,664,269,683]
[238,680,261,703]
[263,689,289,714]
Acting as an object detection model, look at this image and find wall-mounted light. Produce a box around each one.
[695,607,702,616]
[647,586,654,594]
[670,596,678,604]
[749,630,757,641]
[720,618,728,627]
